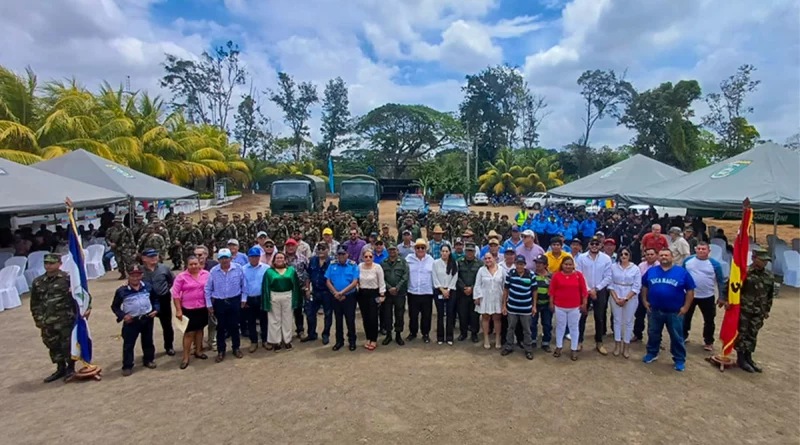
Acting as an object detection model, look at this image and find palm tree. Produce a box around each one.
[479,148,565,195]
[479,148,520,195]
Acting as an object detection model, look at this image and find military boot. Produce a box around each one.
[746,352,762,373]
[43,363,66,383]
[737,353,755,373]
[63,360,75,382]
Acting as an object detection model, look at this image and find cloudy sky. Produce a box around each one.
[1,0,798,150]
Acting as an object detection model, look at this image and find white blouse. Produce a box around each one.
[473,266,506,301]
[610,262,642,299]
[432,259,458,291]
[358,263,386,294]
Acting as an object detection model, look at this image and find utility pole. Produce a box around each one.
[465,122,471,201]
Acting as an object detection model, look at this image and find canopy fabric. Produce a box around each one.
[33,149,197,200]
[0,157,126,214]
[549,154,686,199]
[619,143,800,214]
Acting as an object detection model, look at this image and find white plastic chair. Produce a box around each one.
[709,244,724,261]
[747,250,753,266]
[60,254,74,273]
[711,238,727,250]
[772,244,789,276]
[25,251,47,285]
[0,266,22,311]
[84,245,105,280]
[4,257,29,294]
[783,251,800,288]
[0,252,12,267]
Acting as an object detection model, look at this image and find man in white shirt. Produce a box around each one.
[682,242,728,351]
[405,238,435,343]
[668,226,691,266]
[575,236,613,355]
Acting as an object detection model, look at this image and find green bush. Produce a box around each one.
[228,190,242,196]
[198,192,214,199]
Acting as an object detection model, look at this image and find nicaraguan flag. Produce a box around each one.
[67,211,94,365]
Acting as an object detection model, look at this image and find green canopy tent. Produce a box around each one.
[549,154,686,201]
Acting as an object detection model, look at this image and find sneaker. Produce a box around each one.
[674,362,685,372]
[122,368,133,377]
[284,343,293,351]
[447,341,454,346]
[642,353,659,364]
[143,362,157,369]
[525,351,534,360]
[565,333,572,341]
[437,341,443,345]
[703,344,714,352]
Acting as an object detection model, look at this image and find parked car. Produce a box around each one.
[397,193,429,219]
[472,192,489,206]
[440,194,470,215]
[522,192,567,210]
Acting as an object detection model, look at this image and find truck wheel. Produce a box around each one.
[533,203,541,210]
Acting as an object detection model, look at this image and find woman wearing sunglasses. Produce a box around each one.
[609,246,642,358]
[358,249,385,350]
[432,244,458,345]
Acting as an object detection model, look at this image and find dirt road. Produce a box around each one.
[1,193,797,445]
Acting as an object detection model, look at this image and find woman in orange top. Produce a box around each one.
[548,257,588,361]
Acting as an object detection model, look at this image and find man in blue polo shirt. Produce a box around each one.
[641,248,696,371]
[326,245,360,351]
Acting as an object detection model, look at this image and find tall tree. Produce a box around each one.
[318,76,351,161]
[268,72,319,161]
[702,64,761,159]
[161,41,246,130]
[519,93,549,148]
[576,69,634,148]
[355,104,464,178]
[233,91,272,158]
[459,65,524,168]
[620,80,703,171]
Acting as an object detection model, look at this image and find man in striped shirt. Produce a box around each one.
[502,255,538,360]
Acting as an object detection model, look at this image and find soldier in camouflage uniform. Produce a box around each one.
[167,215,183,270]
[233,214,249,245]
[214,215,238,250]
[732,247,775,373]
[302,218,320,247]
[496,214,511,239]
[145,205,158,222]
[132,214,146,245]
[151,219,171,262]
[30,254,85,382]
[177,219,204,261]
[138,225,166,263]
[106,217,136,279]
[360,212,379,238]
[198,214,215,252]
[255,212,268,234]
[242,212,257,245]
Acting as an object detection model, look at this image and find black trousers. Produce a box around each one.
[434,290,457,342]
[633,299,648,339]
[357,288,380,342]
[156,294,174,350]
[408,293,433,336]
[122,317,155,370]
[332,293,357,345]
[456,290,479,335]
[294,304,305,335]
[246,296,268,344]
[579,288,609,344]
[683,297,716,346]
[380,293,406,334]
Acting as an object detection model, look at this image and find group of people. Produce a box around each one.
[28,202,775,382]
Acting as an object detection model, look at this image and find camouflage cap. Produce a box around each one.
[752,247,771,261]
[43,253,61,264]
[385,240,398,250]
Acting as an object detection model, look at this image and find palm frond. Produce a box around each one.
[0,149,42,164]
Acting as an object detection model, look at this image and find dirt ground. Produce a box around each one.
[2,194,799,445]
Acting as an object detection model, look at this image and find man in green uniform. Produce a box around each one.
[215,215,238,250]
[151,218,171,261]
[30,254,87,382]
[177,219,203,265]
[731,247,774,373]
[106,216,135,279]
[132,214,146,245]
[138,225,166,262]
[360,212,378,237]
[380,241,409,346]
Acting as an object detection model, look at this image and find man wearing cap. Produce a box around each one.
[106,217,135,280]
[372,238,388,265]
[575,236,613,354]
[726,247,774,372]
[479,231,501,259]
[397,230,415,258]
[502,255,537,360]
[569,238,583,258]
[111,264,160,376]
[132,214,146,244]
[380,223,391,242]
[30,254,84,382]
[360,212,379,240]
[381,240,409,345]
[177,219,203,268]
[456,244,483,342]
[227,239,248,268]
[204,248,247,362]
[292,229,313,259]
[516,230,545,272]
[499,246,517,273]
[315,228,339,256]
[683,227,698,255]
[502,225,523,252]
[304,242,334,345]
[452,238,465,261]
[397,216,422,244]
[428,225,450,260]
[603,238,617,261]
[141,248,176,356]
[326,246,360,351]
[137,225,165,263]
[668,226,691,266]
[531,255,553,352]
[243,247,270,352]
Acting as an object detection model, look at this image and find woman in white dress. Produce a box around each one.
[474,252,506,350]
[609,247,642,358]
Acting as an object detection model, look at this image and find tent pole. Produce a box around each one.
[772,210,778,261]
[196,197,201,221]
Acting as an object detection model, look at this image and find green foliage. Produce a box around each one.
[557,144,630,180]
[355,103,464,178]
[478,148,564,196]
[619,80,703,171]
[702,64,761,160]
[412,151,475,199]
[576,69,634,147]
[318,77,351,161]
[268,72,319,161]
[234,93,272,159]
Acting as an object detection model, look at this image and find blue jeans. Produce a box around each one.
[305,291,333,339]
[332,293,357,345]
[121,317,155,370]
[212,296,242,354]
[532,304,553,346]
[646,309,686,363]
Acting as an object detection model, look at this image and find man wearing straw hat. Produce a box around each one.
[428,225,450,260]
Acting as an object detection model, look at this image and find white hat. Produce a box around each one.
[522,229,535,237]
[256,231,268,238]
[227,239,239,246]
[217,248,232,258]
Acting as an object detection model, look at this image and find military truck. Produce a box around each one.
[339,175,381,219]
[270,174,327,214]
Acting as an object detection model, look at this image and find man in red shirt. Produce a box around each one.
[641,224,669,253]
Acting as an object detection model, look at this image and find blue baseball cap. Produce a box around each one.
[142,248,158,257]
[247,247,261,257]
